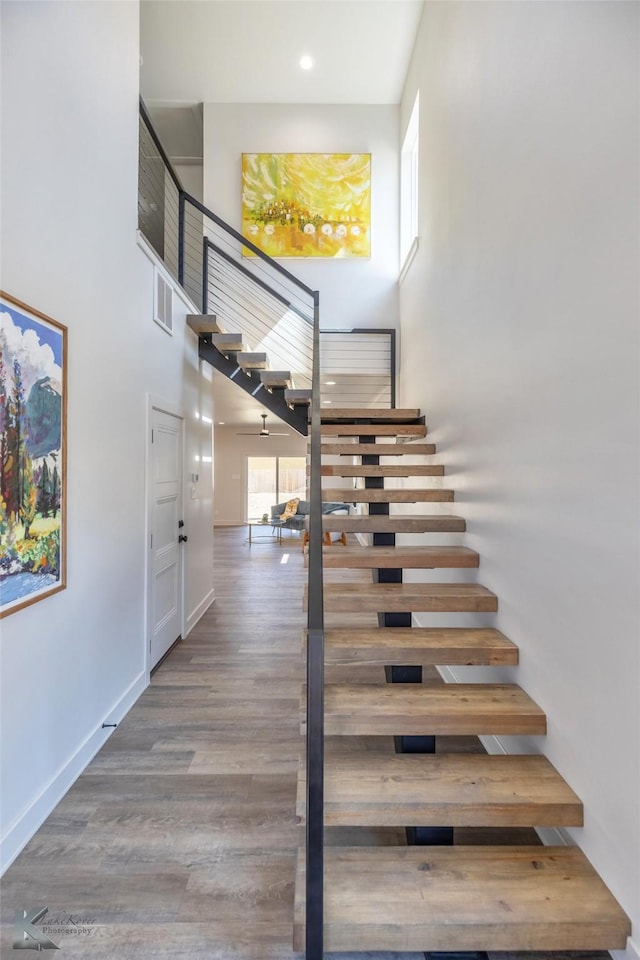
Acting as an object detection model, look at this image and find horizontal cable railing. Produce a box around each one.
[180,193,314,387]
[138,102,182,274]
[139,102,314,388]
[320,328,395,408]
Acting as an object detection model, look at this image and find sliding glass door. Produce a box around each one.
[246,456,306,520]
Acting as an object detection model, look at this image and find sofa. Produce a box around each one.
[270,499,349,546]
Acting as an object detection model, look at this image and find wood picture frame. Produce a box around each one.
[0,292,67,618]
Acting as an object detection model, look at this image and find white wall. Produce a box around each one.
[202,103,399,332]
[175,163,203,204]
[0,0,214,871]
[139,242,215,637]
[399,2,639,953]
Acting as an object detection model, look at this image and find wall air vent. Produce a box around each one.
[153,266,173,335]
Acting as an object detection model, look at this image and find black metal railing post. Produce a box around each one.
[306,290,324,959]
[178,191,185,287]
[138,98,336,957]
[202,236,209,315]
[389,328,397,409]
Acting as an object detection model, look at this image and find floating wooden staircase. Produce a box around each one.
[295,407,631,953]
[187,313,310,434]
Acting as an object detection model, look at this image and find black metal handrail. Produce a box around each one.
[179,190,316,299]
[306,288,324,959]
[139,98,325,957]
[139,97,183,193]
[139,102,313,333]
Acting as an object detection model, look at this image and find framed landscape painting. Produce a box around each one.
[0,292,67,618]
[242,153,371,258]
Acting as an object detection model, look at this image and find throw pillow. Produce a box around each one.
[280,497,300,521]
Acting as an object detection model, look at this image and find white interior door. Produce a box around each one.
[149,407,184,669]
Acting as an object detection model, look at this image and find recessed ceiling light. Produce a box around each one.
[218,421,225,425]
[322,400,332,404]
[324,380,336,386]
[299,55,314,71]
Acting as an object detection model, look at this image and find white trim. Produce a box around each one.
[400,89,420,268]
[438,662,576,850]
[399,235,419,285]
[429,621,636,956]
[0,670,147,875]
[185,588,215,637]
[153,266,174,337]
[535,825,572,847]
[436,662,459,685]
[147,393,184,421]
[438,665,612,858]
[136,230,199,314]
[611,937,640,960]
[145,398,186,672]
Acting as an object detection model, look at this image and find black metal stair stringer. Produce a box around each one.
[361,429,454,848]
[198,335,309,437]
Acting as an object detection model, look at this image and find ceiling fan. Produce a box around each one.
[236,413,289,437]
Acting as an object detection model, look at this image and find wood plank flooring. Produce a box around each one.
[0,528,307,959]
[0,527,611,960]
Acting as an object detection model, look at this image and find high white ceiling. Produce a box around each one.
[140,0,424,105]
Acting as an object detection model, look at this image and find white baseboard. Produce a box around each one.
[185,588,215,637]
[611,937,640,960]
[436,663,459,685]
[0,670,148,875]
[437,666,573,851]
[421,618,637,958]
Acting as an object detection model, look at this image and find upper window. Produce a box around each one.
[400,91,420,271]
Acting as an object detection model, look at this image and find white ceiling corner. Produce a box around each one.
[140,0,424,106]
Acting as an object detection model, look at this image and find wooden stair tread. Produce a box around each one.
[313,683,546,736]
[320,407,421,422]
[321,423,427,437]
[313,582,498,613]
[318,515,466,533]
[236,351,268,370]
[210,332,245,352]
[285,389,311,404]
[315,545,479,569]
[320,442,436,456]
[324,627,518,666]
[296,751,583,827]
[320,488,454,503]
[321,464,444,477]
[186,314,222,334]
[260,370,291,388]
[293,845,631,952]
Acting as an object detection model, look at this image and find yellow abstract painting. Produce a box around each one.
[242,153,371,259]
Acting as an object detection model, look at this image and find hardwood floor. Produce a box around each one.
[1,528,307,959]
[0,527,610,960]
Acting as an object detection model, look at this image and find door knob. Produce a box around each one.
[178,534,188,543]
